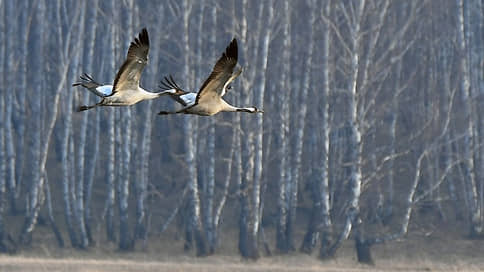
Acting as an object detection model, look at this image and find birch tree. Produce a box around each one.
[275,0,291,253]
[301,0,333,256]
[237,0,271,259]
[321,1,367,260]
[12,0,30,212]
[77,0,99,247]
[4,0,17,215]
[117,0,135,251]
[20,0,82,244]
[0,15,7,250]
[135,4,164,242]
[19,0,46,244]
[71,1,89,249]
[456,0,482,238]
[283,0,315,252]
[104,4,117,242]
[59,0,86,248]
[182,0,206,256]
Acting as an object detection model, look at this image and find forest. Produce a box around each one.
[0,0,483,266]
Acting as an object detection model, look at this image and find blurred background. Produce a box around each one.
[0,0,483,264]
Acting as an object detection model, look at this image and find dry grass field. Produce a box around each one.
[1,217,483,271]
[1,231,484,272]
[0,255,474,272]
[0,253,482,272]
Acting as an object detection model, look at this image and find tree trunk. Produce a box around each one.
[456,0,482,238]
[0,75,9,252]
[118,106,132,250]
[318,0,333,258]
[275,0,291,253]
[205,3,216,254]
[354,218,374,265]
[19,0,46,245]
[84,108,100,245]
[182,0,206,256]
[62,123,78,248]
[347,1,366,263]
[290,0,316,253]
[118,1,134,250]
[44,175,64,248]
[73,1,89,249]
[322,0,366,258]
[104,18,117,243]
[13,0,30,210]
[237,0,265,259]
[78,0,99,248]
[4,0,18,215]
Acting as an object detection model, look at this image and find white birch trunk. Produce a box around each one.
[456,0,482,237]
[44,175,64,247]
[13,0,29,200]
[0,69,7,251]
[319,0,333,257]
[346,0,365,233]
[104,17,117,242]
[135,101,151,240]
[254,0,273,240]
[213,123,237,242]
[71,1,89,249]
[119,106,132,250]
[326,1,366,255]
[118,1,134,250]
[62,120,77,247]
[22,0,78,242]
[77,0,99,246]
[84,109,100,244]
[238,0,263,259]
[135,5,162,240]
[385,58,402,221]
[20,0,45,243]
[4,0,17,214]
[288,0,315,251]
[440,45,458,210]
[276,0,290,253]
[205,4,216,253]
[182,0,206,256]
[300,0,333,256]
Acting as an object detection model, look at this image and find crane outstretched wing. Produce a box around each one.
[196,38,238,103]
[111,28,149,94]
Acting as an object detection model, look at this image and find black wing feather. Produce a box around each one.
[112,28,150,93]
[195,38,238,103]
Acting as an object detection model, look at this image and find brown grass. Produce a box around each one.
[0,254,471,272]
[3,220,484,271]
[2,237,484,272]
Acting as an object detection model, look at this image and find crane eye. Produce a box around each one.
[227,84,232,90]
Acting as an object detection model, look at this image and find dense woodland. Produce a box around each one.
[0,0,483,264]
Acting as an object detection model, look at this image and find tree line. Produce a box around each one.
[0,0,483,264]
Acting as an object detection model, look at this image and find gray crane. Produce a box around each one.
[157,38,263,116]
[73,28,182,111]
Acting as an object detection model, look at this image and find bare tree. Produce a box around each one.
[19,0,47,245]
[12,0,30,211]
[456,0,482,238]
[4,0,17,216]
[104,8,117,242]
[0,27,8,250]
[275,0,291,253]
[301,0,333,256]
[182,0,206,256]
[77,0,99,247]
[117,0,135,251]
